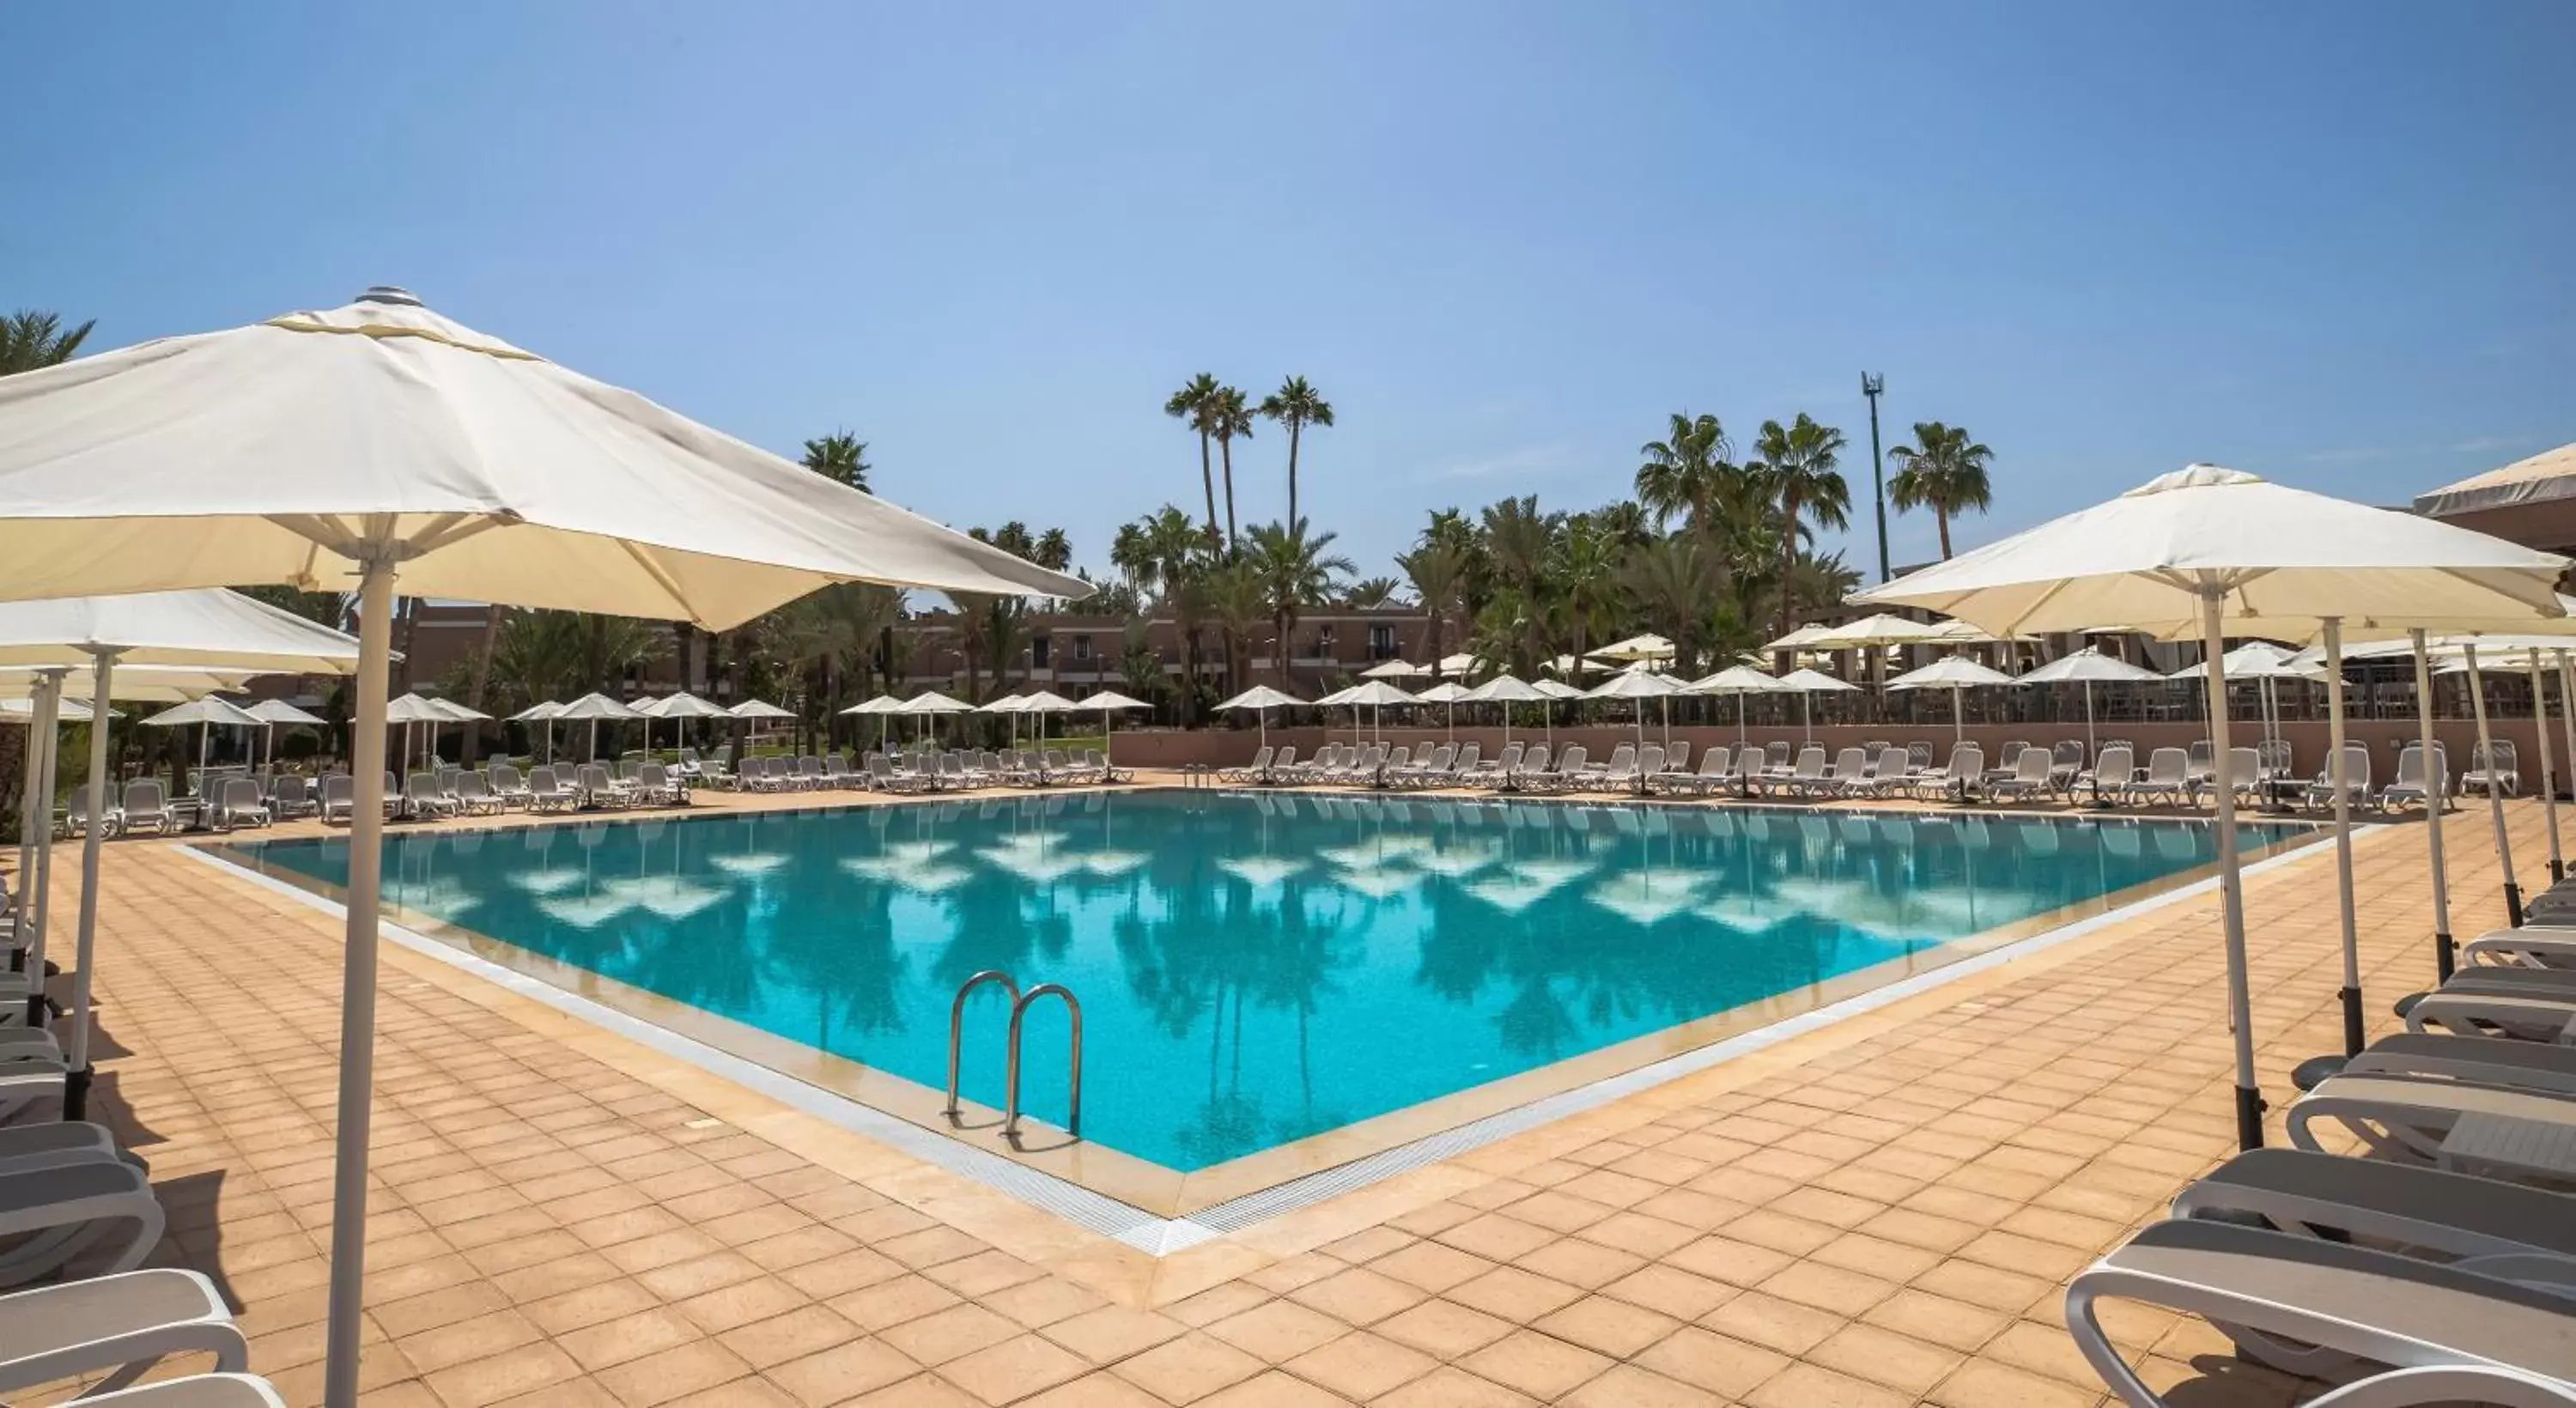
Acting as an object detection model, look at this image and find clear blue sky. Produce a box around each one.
[7,3,2570,589]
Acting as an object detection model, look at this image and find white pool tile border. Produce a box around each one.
[185,823,2345,1256]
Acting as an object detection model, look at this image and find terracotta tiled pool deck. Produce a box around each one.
[19,781,2540,1406]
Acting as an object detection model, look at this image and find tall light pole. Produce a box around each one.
[1862,373,1890,581]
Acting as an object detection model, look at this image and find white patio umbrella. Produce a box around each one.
[727,697,797,768]
[0,590,361,1123]
[1361,658,1431,679]
[1215,683,1303,752]
[1414,680,1471,739]
[552,692,641,762]
[244,697,328,773]
[1856,464,2566,1147]
[1585,668,1685,763]
[1772,667,1858,743]
[1013,689,1081,750]
[0,285,1092,1405]
[427,695,491,767]
[1531,677,1586,746]
[1686,665,1783,747]
[2165,640,2319,746]
[841,693,908,752]
[635,690,730,757]
[1886,656,2014,744]
[0,663,264,702]
[140,695,266,795]
[381,692,449,774]
[1334,678,1417,747]
[2014,647,2166,756]
[1589,632,1675,665]
[1461,673,1546,748]
[1435,652,1481,677]
[0,695,110,719]
[898,689,971,750]
[977,692,1030,750]
[509,699,566,763]
[1765,622,1838,652]
[1070,689,1151,771]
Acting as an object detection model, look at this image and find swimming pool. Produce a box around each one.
[218,792,2308,1192]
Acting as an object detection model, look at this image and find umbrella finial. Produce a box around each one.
[356,286,422,306]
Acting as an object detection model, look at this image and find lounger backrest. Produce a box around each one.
[577,763,614,793]
[1453,743,1479,770]
[1245,745,1273,772]
[1604,743,1637,773]
[1519,743,1547,773]
[1948,743,1983,779]
[1556,745,1585,774]
[528,765,556,792]
[276,774,313,807]
[2051,740,2085,768]
[2256,738,2293,778]
[1665,742,1689,771]
[1831,747,1868,778]
[2187,738,2214,770]
[1765,742,1790,768]
[490,763,521,791]
[2224,746,2258,785]
[1638,744,1665,775]
[458,772,491,798]
[1272,745,1295,768]
[320,774,353,809]
[641,763,670,788]
[1792,746,1826,779]
[2145,747,2188,784]
[1908,741,1933,771]
[1425,743,1455,771]
[1046,749,1071,771]
[1699,747,1728,776]
[1494,743,1522,770]
[1874,744,1908,778]
[2337,743,2370,789]
[2000,740,2028,764]
[2093,745,2133,782]
[404,772,440,802]
[2014,747,2050,781]
[222,778,265,813]
[124,780,165,812]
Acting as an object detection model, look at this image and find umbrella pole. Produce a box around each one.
[2531,655,2563,883]
[323,555,398,1408]
[2462,643,2522,926]
[64,649,116,1120]
[2561,651,2576,877]
[13,672,60,1011]
[2084,682,2096,758]
[24,674,63,1026]
[2324,620,2363,1059]
[13,675,49,961]
[2196,592,2263,1152]
[2411,630,2456,980]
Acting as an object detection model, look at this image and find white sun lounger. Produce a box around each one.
[2065,1217,2576,1407]
[2464,929,2576,971]
[0,1120,137,1175]
[2171,1147,2576,1266]
[0,1268,247,1399]
[2341,1032,2576,1096]
[0,1160,165,1289]
[2286,1072,2576,1167]
[80,1375,289,1407]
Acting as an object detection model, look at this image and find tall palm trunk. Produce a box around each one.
[392,597,421,693]
[589,613,611,693]
[464,604,503,762]
[1777,489,1801,640]
[1286,421,1302,530]
[1935,506,1953,559]
[1199,433,1219,546]
[1220,440,1238,553]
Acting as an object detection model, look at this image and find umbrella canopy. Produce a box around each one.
[841,695,908,716]
[1531,678,1587,701]
[381,693,448,724]
[1856,463,2570,1154]
[245,698,328,726]
[1886,657,2014,689]
[1588,633,1675,663]
[1413,682,1472,704]
[427,696,490,723]
[0,286,1094,1408]
[0,589,365,673]
[729,698,796,720]
[2166,641,2323,683]
[975,694,1030,713]
[1435,652,1481,676]
[556,692,642,721]
[1360,659,1431,678]
[1584,670,1684,700]
[635,690,732,720]
[1461,675,1546,703]
[1765,622,1839,652]
[1072,689,1152,712]
[1687,665,1783,695]
[1015,689,1080,712]
[898,690,972,714]
[1773,667,1858,695]
[0,663,265,702]
[1336,679,1419,707]
[509,700,566,723]
[1801,613,1947,648]
[0,697,112,720]
[2414,440,2576,549]
[2017,647,2166,685]
[140,695,266,728]
[1217,685,1305,711]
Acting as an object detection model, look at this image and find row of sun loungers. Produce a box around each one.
[729,748,1130,794]
[2058,886,2576,1405]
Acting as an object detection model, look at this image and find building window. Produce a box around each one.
[1315,624,1335,658]
[1073,634,1093,662]
[1032,638,1052,668]
[1367,624,1397,659]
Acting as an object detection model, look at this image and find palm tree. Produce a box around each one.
[1886,421,1996,559]
[0,311,94,375]
[1257,377,1334,529]
[1033,527,1072,572]
[1634,413,1732,534]
[1247,519,1354,693]
[1552,519,1622,668]
[1205,560,1267,695]
[1164,373,1224,545]
[1622,536,1716,677]
[1212,385,1255,552]
[950,592,994,701]
[1749,414,1852,639]
[1341,577,1400,609]
[1395,540,1466,665]
[799,431,872,491]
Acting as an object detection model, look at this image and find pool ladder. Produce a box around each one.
[945,970,1083,1144]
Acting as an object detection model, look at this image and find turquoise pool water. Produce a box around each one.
[227,792,2306,1174]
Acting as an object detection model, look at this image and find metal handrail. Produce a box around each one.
[945,970,1020,1120]
[1004,983,1084,1142]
